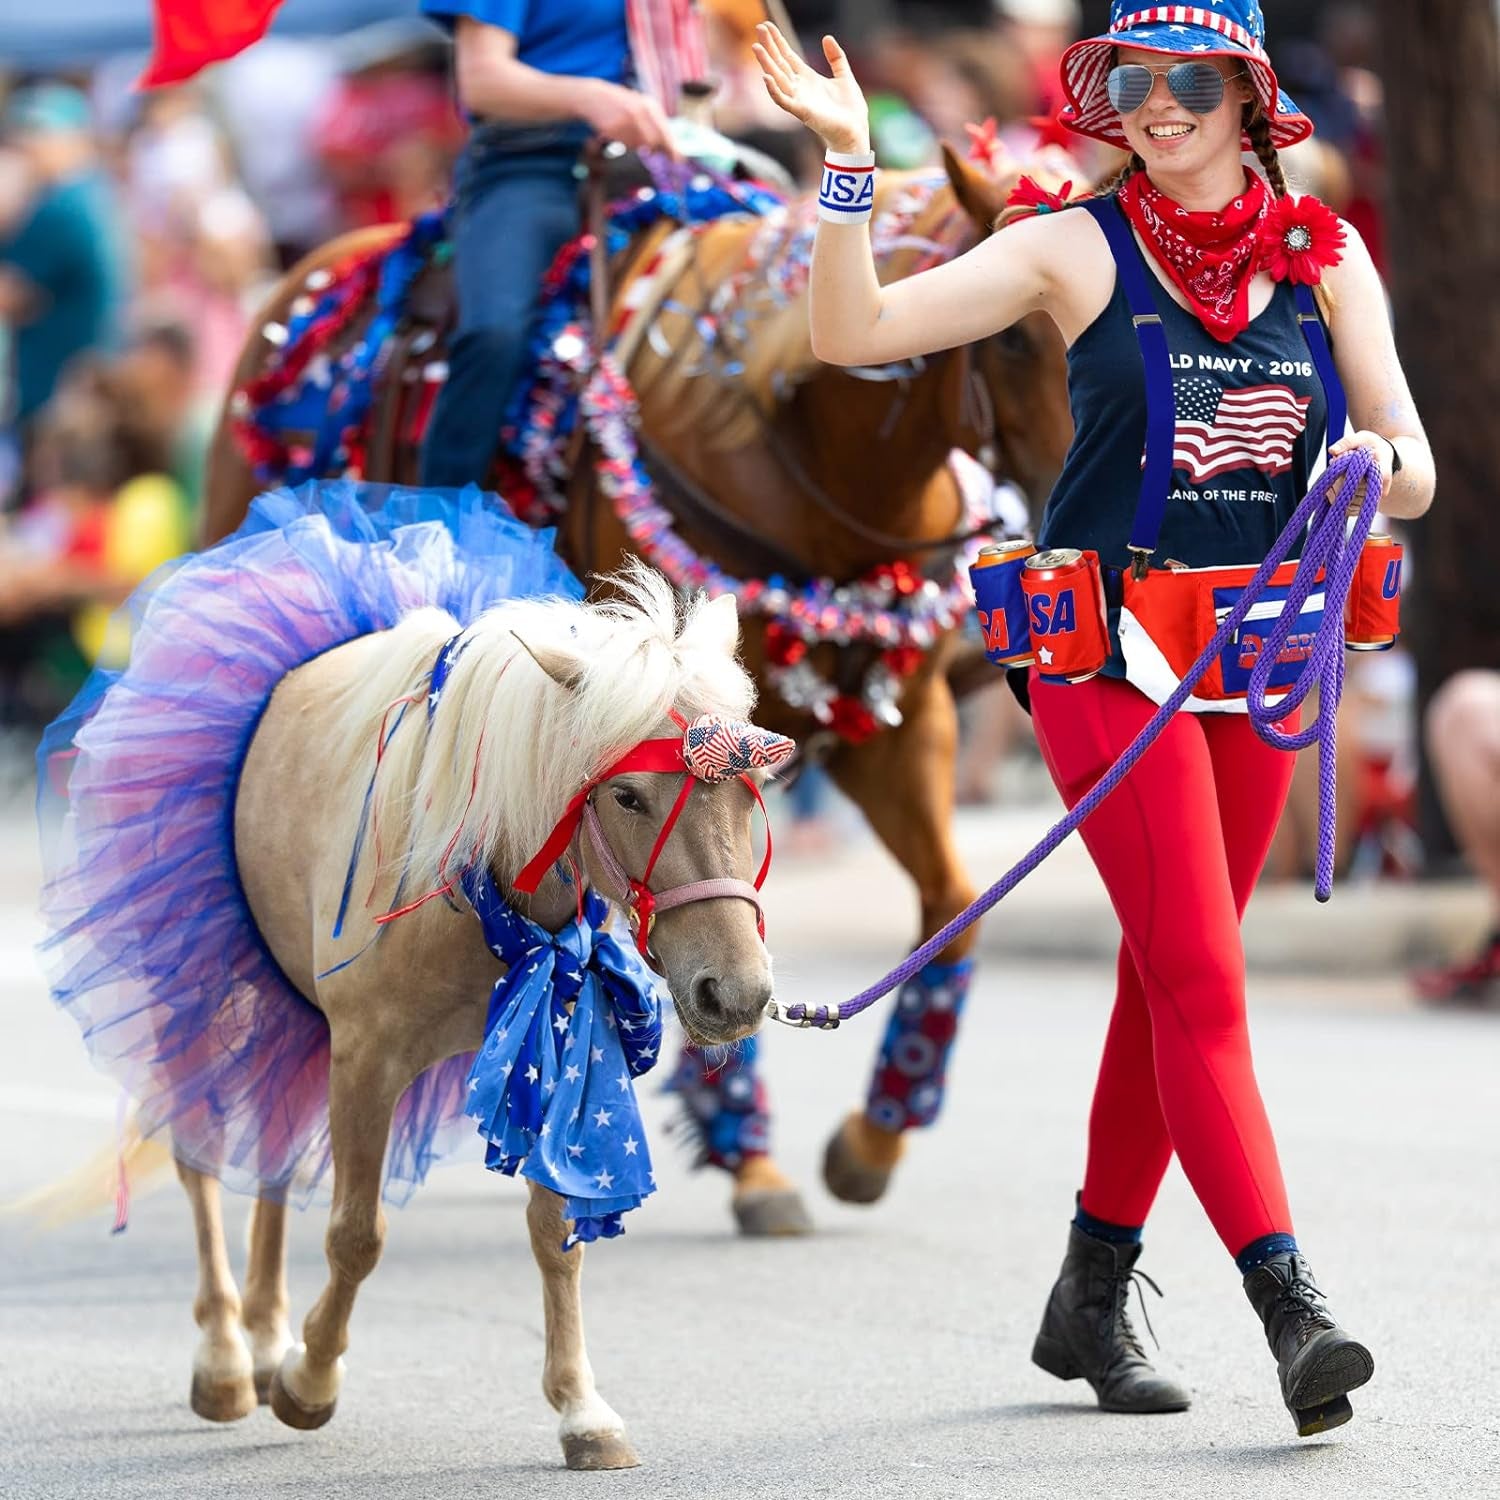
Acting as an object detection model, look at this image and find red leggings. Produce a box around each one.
[1030,671,1297,1256]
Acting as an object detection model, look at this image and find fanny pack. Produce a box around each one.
[1117,559,1323,711]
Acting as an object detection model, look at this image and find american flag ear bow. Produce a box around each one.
[682,716,796,783]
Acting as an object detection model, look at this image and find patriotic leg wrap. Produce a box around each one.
[864,957,975,1132]
[667,1035,770,1171]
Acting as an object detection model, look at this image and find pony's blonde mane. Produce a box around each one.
[646,169,969,452]
[326,562,755,902]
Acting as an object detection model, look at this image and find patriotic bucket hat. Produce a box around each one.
[1059,2,1313,151]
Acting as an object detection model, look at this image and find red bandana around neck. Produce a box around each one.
[1117,169,1270,343]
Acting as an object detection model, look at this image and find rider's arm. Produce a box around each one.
[450,18,672,149]
[1323,222,1434,520]
[451,18,594,121]
[809,205,1082,368]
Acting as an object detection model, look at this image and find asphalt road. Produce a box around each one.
[2,801,1498,1499]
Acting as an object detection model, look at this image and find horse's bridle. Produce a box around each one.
[513,713,780,962]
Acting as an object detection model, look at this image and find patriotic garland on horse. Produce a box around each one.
[230,171,1016,745]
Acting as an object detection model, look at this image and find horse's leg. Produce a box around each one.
[667,1037,812,1236]
[241,1194,293,1403]
[525,1182,639,1471]
[176,1159,258,1422]
[822,668,980,1204]
[268,1048,405,1431]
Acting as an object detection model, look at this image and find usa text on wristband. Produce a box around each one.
[819,149,876,224]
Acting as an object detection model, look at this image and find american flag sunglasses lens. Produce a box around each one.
[1106,61,1227,116]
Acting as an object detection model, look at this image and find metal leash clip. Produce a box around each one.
[764,998,841,1031]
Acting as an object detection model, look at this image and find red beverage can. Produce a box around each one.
[969,540,1036,669]
[1345,532,1403,651]
[1021,547,1110,684]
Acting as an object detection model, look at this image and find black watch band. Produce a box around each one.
[1382,435,1403,474]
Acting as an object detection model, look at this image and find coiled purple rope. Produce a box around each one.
[777,447,1382,1029]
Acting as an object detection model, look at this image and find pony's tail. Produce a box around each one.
[3,1113,174,1231]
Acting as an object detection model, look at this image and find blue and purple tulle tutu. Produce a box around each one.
[35,482,583,1205]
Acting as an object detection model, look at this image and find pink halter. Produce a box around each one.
[513,713,794,958]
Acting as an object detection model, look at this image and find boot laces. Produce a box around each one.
[1277,1269,1337,1343]
[1104,1265,1164,1358]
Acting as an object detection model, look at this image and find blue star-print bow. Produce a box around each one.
[460,867,662,1248]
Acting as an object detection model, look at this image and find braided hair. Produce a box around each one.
[1094,152,1146,198]
[1246,101,1335,318]
[1246,107,1289,199]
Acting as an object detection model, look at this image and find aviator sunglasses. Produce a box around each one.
[1107,60,1248,116]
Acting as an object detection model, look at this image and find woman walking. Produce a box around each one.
[752,2,1433,1435]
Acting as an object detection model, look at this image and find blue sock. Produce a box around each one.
[1236,1232,1299,1275]
[1073,1202,1143,1247]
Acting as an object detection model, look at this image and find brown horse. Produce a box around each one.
[203,145,1074,1220]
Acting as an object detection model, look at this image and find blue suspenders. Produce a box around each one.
[1079,195,1348,578]
[1291,284,1347,451]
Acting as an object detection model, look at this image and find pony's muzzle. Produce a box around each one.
[682,968,770,1045]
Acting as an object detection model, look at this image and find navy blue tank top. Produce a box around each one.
[1036,196,1331,677]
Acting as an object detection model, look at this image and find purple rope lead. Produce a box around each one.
[780,447,1383,1028]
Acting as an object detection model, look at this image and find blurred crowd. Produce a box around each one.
[0,18,467,731]
[0,0,1492,999]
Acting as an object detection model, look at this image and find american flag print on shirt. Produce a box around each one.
[1172,376,1312,484]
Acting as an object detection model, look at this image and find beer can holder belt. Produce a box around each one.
[769,444,1384,1031]
[771,198,1388,1030]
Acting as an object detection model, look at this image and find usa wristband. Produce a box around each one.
[818,149,876,225]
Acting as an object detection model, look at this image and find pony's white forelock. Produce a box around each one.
[328,560,755,902]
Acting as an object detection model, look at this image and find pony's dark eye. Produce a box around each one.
[612,786,646,815]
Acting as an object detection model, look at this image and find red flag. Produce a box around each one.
[138,0,287,88]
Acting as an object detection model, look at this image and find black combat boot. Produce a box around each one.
[1242,1251,1374,1436]
[1031,1225,1191,1413]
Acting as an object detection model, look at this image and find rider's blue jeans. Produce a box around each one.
[420,122,586,490]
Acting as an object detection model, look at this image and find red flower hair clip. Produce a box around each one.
[1003,173,1074,221]
[1258,194,1347,285]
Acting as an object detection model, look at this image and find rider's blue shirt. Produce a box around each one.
[422,0,630,86]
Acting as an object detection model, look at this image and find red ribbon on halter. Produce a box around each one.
[512,717,777,958]
[513,736,696,895]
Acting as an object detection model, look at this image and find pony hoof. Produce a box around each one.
[822,1113,904,1205]
[563,1432,640,1470]
[733,1187,813,1237]
[190,1370,258,1424]
[268,1367,338,1431]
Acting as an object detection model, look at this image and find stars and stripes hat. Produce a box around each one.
[1059,2,1313,152]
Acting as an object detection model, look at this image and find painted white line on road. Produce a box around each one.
[0,1086,118,1120]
